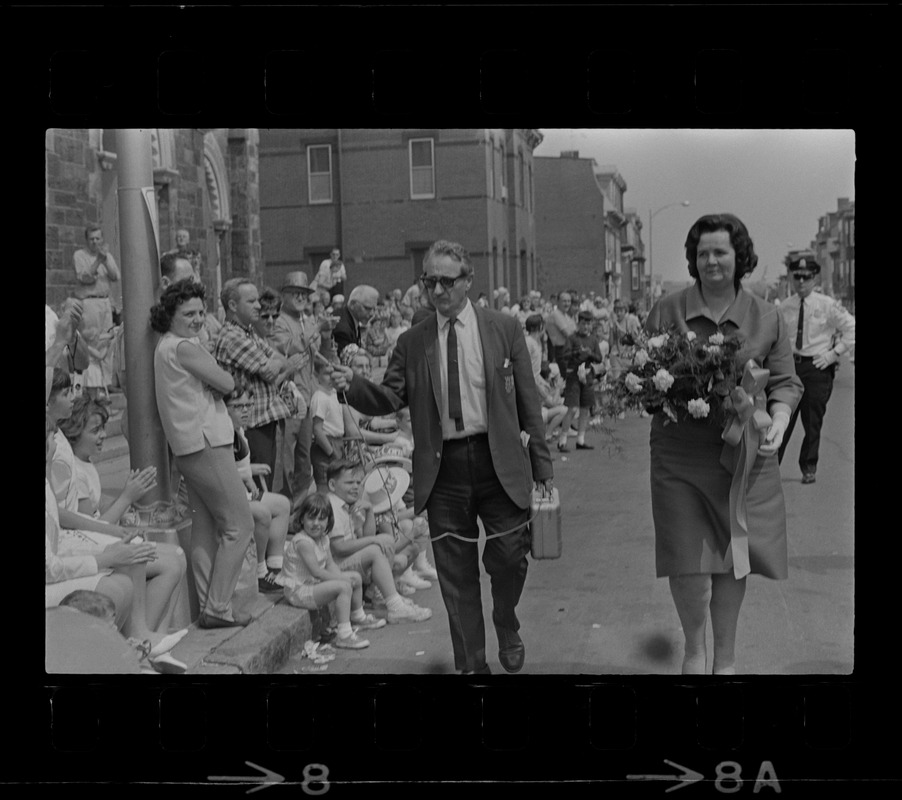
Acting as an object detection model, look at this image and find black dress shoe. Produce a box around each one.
[497,628,525,673]
[198,610,253,629]
[460,665,492,675]
[576,442,595,450]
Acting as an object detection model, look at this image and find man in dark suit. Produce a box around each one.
[332,284,379,359]
[331,240,554,674]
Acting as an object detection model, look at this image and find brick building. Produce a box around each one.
[813,197,855,311]
[257,129,543,302]
[45,128,262,312]
[534,152,640,301]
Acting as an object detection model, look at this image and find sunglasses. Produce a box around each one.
[421,272,467,291]
[259,312,280,319]
[791,273,815,282]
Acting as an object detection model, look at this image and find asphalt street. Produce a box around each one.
[280,362,855,675]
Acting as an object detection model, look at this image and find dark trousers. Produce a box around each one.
[246,420,280,491]
[778,357,836,474]
[425,435,530,673]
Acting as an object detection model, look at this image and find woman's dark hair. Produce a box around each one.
[525,314,545,333]
[150,279,206,333]
[297,491,335,534]
[685,213,758,289]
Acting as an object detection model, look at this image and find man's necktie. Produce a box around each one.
[795,298,805,351]
[447,317,464,431]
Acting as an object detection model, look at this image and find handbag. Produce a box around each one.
[530,487,562,559]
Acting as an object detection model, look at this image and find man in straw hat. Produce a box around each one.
[271,271,321,527]
[332,239,553,674]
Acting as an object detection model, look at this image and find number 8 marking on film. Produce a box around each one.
[301,763,330,795]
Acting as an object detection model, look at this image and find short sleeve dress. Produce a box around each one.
[646,285,803,579]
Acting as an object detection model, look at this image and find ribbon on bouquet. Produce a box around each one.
[719,360,773,579]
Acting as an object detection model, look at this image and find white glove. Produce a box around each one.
[577,363,588,384]
[759,411,790,456]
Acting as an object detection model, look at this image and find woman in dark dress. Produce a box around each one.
[646,214,803,674]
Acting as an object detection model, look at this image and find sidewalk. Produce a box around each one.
[91,393,321,675]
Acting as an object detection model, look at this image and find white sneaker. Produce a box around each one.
[414,557,439,581]
[399,567,432,590]
[353,612,387,630]
[334,632,370,649]
[396,581,416,596]
[387,602,433,624]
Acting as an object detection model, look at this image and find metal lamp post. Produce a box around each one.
[648,200,690,306]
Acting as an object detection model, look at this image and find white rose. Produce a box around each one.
[687,398,710,418]
[625,372,643,393]
[647,335,668,350]
[708,332,725,345]
[652,369,675,391]
[685,331,697,342]
[634,349,649,367]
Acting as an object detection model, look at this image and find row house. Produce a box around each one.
[593,165,629,302]
[257,129,543,302]
[534,151,613,298]
[621,209,647,309]
[813,197,855,312]
[45,128,262,313]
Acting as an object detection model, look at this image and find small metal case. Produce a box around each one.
[530,487,562,559]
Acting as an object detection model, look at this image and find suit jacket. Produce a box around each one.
[345,303,553,514]
[332,305,361,358]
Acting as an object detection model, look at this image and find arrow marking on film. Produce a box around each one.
[208,761,285,794]
[627,759,704,792]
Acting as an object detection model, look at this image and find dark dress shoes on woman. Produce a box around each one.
[497,627,525,673]
[198,610,254,629]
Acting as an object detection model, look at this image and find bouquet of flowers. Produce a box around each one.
[595,327,747,424]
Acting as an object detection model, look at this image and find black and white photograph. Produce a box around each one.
[44,127,855,678]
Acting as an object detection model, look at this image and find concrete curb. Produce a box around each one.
[171,601,318,675]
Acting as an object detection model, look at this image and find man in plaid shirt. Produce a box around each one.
[214,278,292,490]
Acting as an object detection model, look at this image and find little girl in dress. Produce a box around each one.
[279,492,387,649]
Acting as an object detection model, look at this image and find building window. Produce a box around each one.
[499,144,507,201]
[409,138,435,199]
[527,163,533,212]
[307,145,332,204]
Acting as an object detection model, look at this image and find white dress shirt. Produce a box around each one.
[435,299,488,439]
[780,291,856,357]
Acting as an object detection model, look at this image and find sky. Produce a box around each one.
[533,129,856,286]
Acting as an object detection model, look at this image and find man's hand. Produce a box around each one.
[534,479,554,499]
[56,299,83,345]
[330,365,354,391]
[259,358,281,382]
[813,350,838,370]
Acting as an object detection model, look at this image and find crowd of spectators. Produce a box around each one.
[46,226,649,672]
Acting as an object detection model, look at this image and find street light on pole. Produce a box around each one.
[648,200,690,306]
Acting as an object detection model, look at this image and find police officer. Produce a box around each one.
[777,252,855,484]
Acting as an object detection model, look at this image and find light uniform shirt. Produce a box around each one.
[779,290,856,357]
[435,299,488,440]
